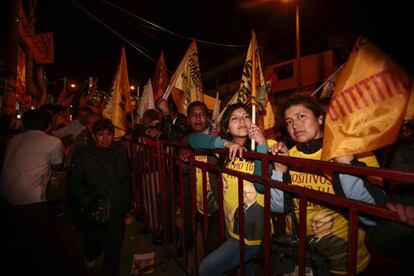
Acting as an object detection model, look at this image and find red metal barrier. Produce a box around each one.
[129,138,414,276]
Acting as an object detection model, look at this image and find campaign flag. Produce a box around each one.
[202,93,216,110]
[322,37,414,161]
[102,48,132,138]
[137,78,155,118]
[153,51,169,101]
[218,31,275,130]
[22,32,54,64]
[163,40,203,114]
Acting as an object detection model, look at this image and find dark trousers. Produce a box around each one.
[197,210,221,255]
[79,215,126,276]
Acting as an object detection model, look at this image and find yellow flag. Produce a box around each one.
[102,48,132,138]
[164,40,203,114]
[322,37,414,161]
[219,31,275,130]
[203,93,217,111]
[152,51,169,101]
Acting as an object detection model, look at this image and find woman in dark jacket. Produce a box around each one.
[67,119,131,276]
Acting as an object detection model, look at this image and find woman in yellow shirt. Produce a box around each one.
[189,103,274,276]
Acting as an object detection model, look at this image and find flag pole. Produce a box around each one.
[251,104,256,150]
[163,84,172,99]
[135,86,140,122]
[310,64,344,97]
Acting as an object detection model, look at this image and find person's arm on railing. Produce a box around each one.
[253,141,292,213]
[189,133,245,161]
[386,202,414,226]
[333,154,387,226]
[252,143,270,193]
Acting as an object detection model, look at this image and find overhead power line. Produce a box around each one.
[100,0,246,48]
[67,0,157,64]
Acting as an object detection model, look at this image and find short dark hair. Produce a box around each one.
[92,119,114,134]
[168,99,178,114]
[187,101,208,116]
[279,95,323,125]
[22,110,52,131]
[155,97,179,114]
[143,109,158,121]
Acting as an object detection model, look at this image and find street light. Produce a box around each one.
[282,0,302,91]
[295,0,302,92]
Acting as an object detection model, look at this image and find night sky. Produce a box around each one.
[36,0,413,93]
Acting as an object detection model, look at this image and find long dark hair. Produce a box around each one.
[219,102,252,153]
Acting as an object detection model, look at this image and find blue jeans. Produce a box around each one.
[199,237,261,276]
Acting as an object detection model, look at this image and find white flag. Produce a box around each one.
[137,78,155,118]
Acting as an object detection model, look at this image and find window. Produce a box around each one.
[272,63,294,80]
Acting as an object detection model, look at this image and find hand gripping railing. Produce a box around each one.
[127,137,414,276]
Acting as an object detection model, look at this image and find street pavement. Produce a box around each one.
[53,211,187,276]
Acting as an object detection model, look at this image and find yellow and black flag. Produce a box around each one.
[218,30,276,130]
[163,40,203,114]
[102,47,132,138]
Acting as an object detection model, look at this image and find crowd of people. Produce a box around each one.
[0,93,413,276]
[0,104,131,275]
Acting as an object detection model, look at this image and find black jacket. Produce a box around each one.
[67,142,132,223]
[159,113,190,141]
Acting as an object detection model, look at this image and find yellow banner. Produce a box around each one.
[221,30,275,130]
[164,40,203,114]
[102,48,132,138]
[322,37,414,161]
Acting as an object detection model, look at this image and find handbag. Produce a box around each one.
[93,198,111,224]
[87,174,115,225]
[270,211,329,276]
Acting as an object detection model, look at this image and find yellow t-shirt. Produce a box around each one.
[195,154,210,214]
[225,139,276,246]
[287,146,379,274]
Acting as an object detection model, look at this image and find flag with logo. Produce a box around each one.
[218,31,275,130]
[163,40,203,114]
[137,78,155,118]
[153,51,169,101]
[322,37,414,161]
[102,48,132,138]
